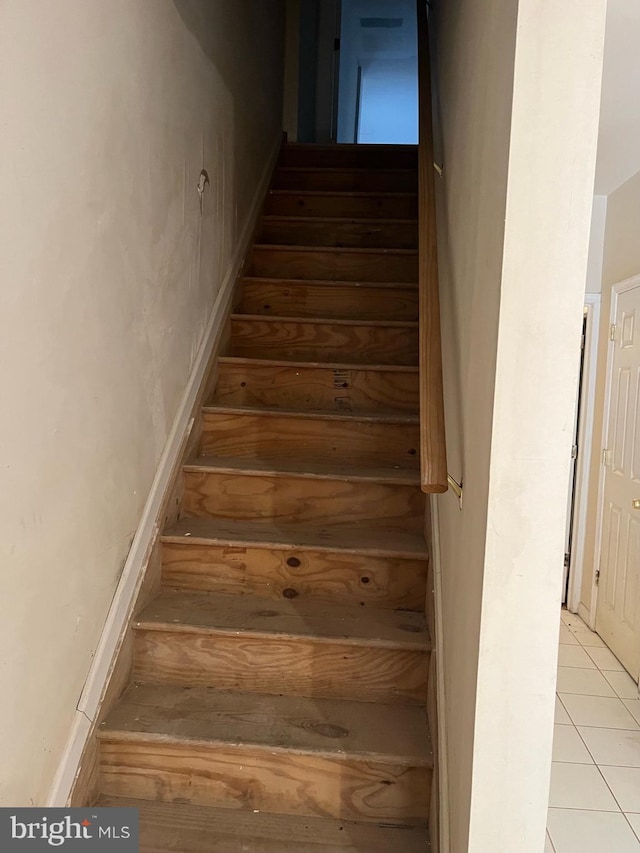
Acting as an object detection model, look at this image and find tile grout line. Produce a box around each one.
[547,805,621,813]
[624,812,640,844]
[557,688,640,729]
[546,828,558,853]
[550,757,622,814]
[553,614,640,849]
[556,688,621,699]
[557,722,640,731]
[572,716,604,769]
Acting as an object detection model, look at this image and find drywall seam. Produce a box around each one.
[431,493,451,853]
[46,129,283,807]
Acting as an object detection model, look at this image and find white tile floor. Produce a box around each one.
[546,611,640,852]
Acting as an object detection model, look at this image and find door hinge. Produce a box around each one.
[595,569,600,586]
[610,323,617,342]
[334,37,341,51]
[571,444,578,460]
[603,448,610,467]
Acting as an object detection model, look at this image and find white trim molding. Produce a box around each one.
[47,131,283,807]
[567,293,601,619]
[430,493,450,853]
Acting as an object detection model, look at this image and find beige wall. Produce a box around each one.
[433,0,605,850]
[433,0,518,847]
[0,0,284,806]
[580,168,640,616]
[586,196,608,295]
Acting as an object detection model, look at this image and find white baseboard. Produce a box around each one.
[46,131,283,807]
[430,494,450,853]
[577,602,593,628]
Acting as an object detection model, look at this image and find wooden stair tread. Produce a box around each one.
[269,189,418,197]
[241,275,418,290]
[95,797,430,852]
[253,244,418,256]
[275,167,418,175]
[218,355,419,372]
[162,517,428,558]
[266,195,418,219]
[281,143,417,152]
[184,455,421,485]
[231,313,418,329]
[268,189,418,198]
[202,403,419,425]
[262,215,418,224]
[134,589,430,649]
[100,683,432,764]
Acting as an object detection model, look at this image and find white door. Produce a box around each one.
[596,280,640,678]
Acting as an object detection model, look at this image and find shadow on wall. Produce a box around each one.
[174,1,283,94]
[173,0,285,247]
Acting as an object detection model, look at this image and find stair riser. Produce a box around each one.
[259,219,418,249]
[97,798,431,853]
[100,740,430,823]
[279,146,418,170]
[182,471,424,533]
[228,319,419,366]
[272,169,417,193]
[201,413,420,469]
[266,193,418,219]
[240,281,419,321]
[133,630,429,704]
[162,542,427,610]
[215,363,420,414]
[250,247,418,283]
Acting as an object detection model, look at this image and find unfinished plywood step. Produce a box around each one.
[279,143,418,170]
[214,357,420,414]
[259,216,418,249]
[182,456,424,533]
[272,167,417,193]
[200,405,420,469]
[227,316,419,366]
[239,277,419,321]
[99,684,431,823]
[132,590,430,704]
[266,190,418,220]
[250,245,418,283]
[95,797,431,853]
[161,517,428,610]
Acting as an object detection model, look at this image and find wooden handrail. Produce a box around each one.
[417,0,448,494]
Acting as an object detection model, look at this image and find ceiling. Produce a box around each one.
[341,0,418,60]
[594,0,640,195]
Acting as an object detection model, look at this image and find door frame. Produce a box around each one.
[591,274,640,634]
[315,0,342,143]
[567,293,601,615]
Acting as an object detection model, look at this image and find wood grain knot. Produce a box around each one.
[286,556,302,568]
[282,588,299,599]
[308,722,350,739]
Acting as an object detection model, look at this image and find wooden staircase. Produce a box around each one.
[94,143,432,852]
